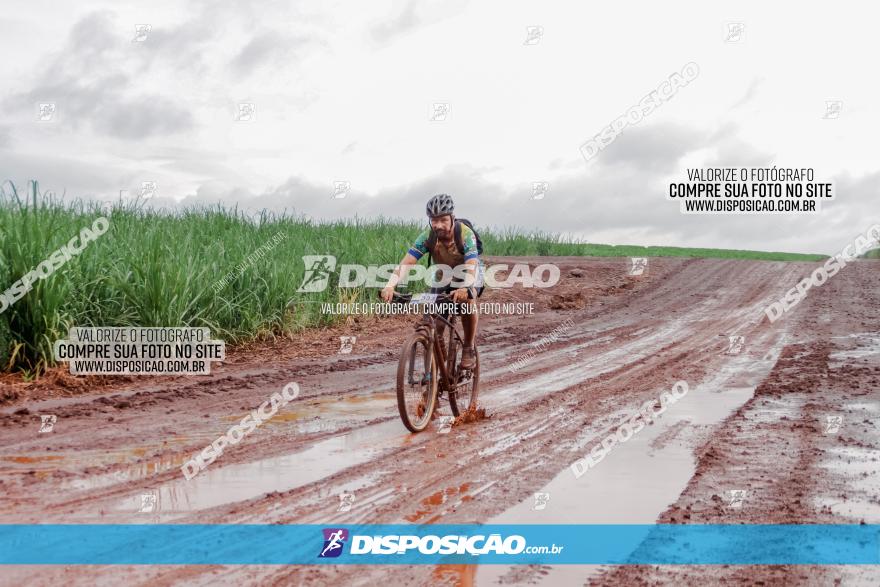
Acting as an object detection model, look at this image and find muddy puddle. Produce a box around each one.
[476,335,786,586]
[28,392,396,502]
[492,321,692,409]
[100,415,434,520]
[829,332,880,367]
[816,445,880,520]
[221,391,395,427]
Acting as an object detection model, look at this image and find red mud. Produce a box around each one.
[1,256,878,586]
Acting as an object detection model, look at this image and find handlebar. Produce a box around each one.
[382,291,455,305]
[390,291,412,303]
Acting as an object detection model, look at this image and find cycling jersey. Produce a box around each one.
[408,224,480,266]
[408,224,484,289]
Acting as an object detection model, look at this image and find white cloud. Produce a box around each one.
[0,0,877,255]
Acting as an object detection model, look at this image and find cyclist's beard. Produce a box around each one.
[435,227,451,241]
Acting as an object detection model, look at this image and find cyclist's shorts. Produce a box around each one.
[428,284,484,317]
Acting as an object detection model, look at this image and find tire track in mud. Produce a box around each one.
[0,257,833,586]
[591,259,880,586]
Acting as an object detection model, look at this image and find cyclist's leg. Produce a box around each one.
[459,286,483,348]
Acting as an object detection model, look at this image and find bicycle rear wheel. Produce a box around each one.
[396,332,438,432]
[448,337,480,417]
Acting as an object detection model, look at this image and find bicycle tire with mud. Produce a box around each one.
[448,341,480,417]
[396,332,438,432]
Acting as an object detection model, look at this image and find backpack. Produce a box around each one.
[425,218,483,264]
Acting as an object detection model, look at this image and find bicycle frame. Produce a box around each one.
[415,312,461,393]
[390,289,480,432]
[389,290,472,396]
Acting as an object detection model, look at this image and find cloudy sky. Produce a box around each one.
[0,1,877,254]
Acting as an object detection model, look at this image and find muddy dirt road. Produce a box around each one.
[1,256,878,586]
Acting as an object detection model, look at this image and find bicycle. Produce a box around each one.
[387,291,480,432]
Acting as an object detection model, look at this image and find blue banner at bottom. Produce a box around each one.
[1,524,879,565]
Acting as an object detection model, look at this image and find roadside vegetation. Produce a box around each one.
[0,181,826,374]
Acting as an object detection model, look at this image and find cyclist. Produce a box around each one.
[381,194,483,369]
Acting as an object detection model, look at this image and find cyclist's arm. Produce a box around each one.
[382,230,430,297]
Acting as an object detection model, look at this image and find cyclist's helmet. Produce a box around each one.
[426,193,455,218]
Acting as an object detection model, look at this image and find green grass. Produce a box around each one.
[0,180,826,374]
[482,226,825,261]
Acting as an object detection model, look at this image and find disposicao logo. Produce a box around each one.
[319,528,349,558]
[315,529,563,558]
[296,255,560,292]
[298,255,337,293]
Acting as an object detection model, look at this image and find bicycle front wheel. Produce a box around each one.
[396,332,438,432]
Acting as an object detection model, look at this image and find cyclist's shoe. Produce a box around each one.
[460,345,476,370]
